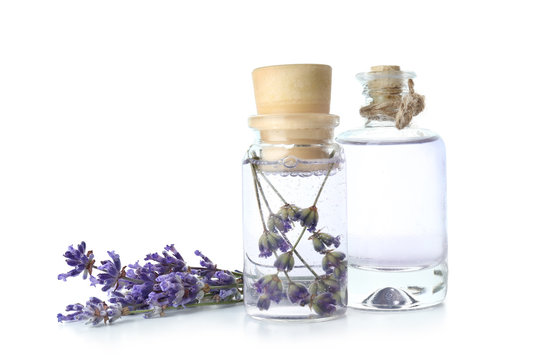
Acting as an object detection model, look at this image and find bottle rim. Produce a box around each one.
[356,71,416,82]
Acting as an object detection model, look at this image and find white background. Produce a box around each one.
[1,0,539,358]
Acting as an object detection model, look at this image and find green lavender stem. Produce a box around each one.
[250,153,288,205]
[312,150,337,206]
[259,170,287,204]
[250,162,268,231]
[254,173,272,213]
[128,299,243,315]
[251,150,338,279]
[188,267,243,278]
[252,167,320,279]
[208,284,242,291]
[291,150,336,251]
[291,227,308,252]
[120,277,145,285]
[284,271,293,283]
[279,228,319,279]
[254,150,336,207]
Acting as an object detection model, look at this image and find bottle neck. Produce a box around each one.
[249,113,339,146]
[248,113,339,161]
[364,119,398,128]
[357,68,418,129]
[255,128,335,145]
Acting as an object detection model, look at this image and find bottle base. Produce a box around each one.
[246,305,347,322]
[348,260,448,311]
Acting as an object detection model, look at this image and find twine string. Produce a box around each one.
[360,79,425,129]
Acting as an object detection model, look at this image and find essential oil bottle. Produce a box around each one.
[242,64,347,320]
[337,65,447,310]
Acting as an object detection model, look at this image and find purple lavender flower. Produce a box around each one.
[215,271,235,283]
[147,272,204,308]
[332,262,347,280]
[219,288,239,300]
[193,250,217,279]
[190,253,239,301]
[332,287,347,307]
[147,272,185,307]
[257,295,271,310]
[309,280,322,296]
[58,242,95,281]
[258,231,289,258]
[308,275,343,296]
[179,272,205,305]
[203,270,236,288]
[276,204,301,224]
[273,252,294,272]
[57,303,85,322]
[109,261,156,309]
[57,297,124,325]
[309,232,341,254]
[91,251,125,291]
[194,249,213,268]
[209,271,236,290]
[254,274,283,310]
[321,251,347,280]
[288,283,310,306]
[298,206,319,232]
[254,275,277,296]
[267,213,292,233]
[106,303,124,323]
[310,292,337,316]
[145,244,187,275]
[321,276,340,292]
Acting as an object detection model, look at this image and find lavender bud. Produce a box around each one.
[277,204,301,222]
[267,214,292,233]
[322,251,346,274]
[257,295,271,310]
[273,252,294,272]
[254,274,284,309]
[57,242,95,281]
[258,231,288,258]
[321,277,340,292]
[298,206,319,232]
[309,235,325,253]
[333,262,347,280]
[309,280,323,295]
[288,283,310,306]
[311,292,337,316]
[309,232,341,254]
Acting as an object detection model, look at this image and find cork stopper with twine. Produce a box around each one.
[249,64,339,169]
[359,65,425,129]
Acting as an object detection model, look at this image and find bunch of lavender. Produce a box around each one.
[57,242,243,325]
[249,151,347,316]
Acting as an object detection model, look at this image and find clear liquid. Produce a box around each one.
[337,129,447,309]
[242,156,347,320]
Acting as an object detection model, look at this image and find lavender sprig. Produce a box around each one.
[57,242,243,326]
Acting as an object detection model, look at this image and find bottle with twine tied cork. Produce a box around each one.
[242,64,347,320]
[337,66,448,310]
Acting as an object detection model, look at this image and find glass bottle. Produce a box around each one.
[243,64,347,320]
[336,65,447,310]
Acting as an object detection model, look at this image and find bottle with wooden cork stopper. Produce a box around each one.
[242,64,347,320]
[336,66,448,310]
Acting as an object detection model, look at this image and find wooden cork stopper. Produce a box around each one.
[252,64,332,114]
[366,65,406,107]
[371,65,401,72]
[249,64,338,168]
